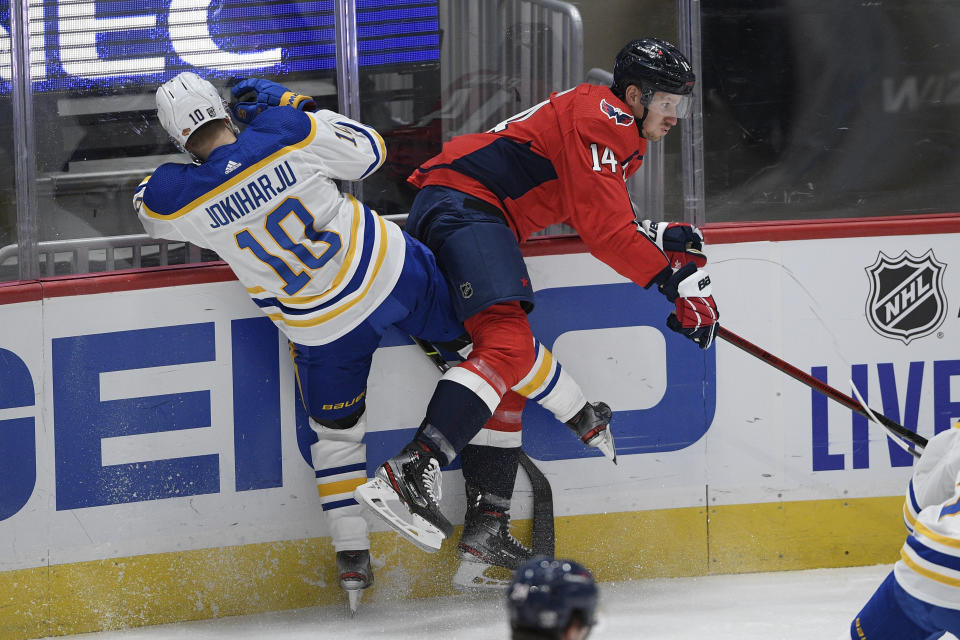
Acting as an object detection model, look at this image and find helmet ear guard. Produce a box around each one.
[156,71,237,153]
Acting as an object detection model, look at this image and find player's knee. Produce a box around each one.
[465,304,536,387]
[313,406,364,431]
[310,407,367,444]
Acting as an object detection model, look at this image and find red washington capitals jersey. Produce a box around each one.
[408,83,670,288]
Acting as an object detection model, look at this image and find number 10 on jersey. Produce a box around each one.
[235,196,342,295]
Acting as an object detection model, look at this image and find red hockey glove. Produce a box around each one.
[659,262,718,350]
[641,220,707,270]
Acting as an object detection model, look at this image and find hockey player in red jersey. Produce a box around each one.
[139,73,613,602]
[356,38,718,565]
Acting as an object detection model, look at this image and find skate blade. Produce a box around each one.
[354,478,445,553]
[347,589,362,615]
[591,429,618,464]
[452,558,514,592]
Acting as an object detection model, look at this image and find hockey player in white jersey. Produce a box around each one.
[850,424,960,639]
[134,72,616,604]
[135,72,471,612]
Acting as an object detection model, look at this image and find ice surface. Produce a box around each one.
[42,563,960,640]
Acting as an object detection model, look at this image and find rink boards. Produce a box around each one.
[1,219,959,638]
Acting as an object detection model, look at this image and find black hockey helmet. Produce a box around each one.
[611,37,695,116]
[508,557,598,637]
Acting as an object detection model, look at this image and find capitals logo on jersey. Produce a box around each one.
[600,99,634,126]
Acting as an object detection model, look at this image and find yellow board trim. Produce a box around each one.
[708,496,903,574]
[0,496,905,639]
[141,118,319,221]
[317,476,367,498]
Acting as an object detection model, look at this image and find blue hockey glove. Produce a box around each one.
[641,220,707,270]
[231,78,317,124]
[659,262,718,349]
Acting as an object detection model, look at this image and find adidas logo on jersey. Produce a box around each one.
[224,160,242,174]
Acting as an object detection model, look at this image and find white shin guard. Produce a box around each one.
[309,415,370,552]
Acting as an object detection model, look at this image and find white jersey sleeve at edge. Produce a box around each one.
[307,110,386,182]
[894,424,960,611]
[133,175,211,248]
[912,425,960,509]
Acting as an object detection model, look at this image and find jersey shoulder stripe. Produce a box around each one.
[333,120,386,179]
[140,112,317,220]
[420,137,558,202]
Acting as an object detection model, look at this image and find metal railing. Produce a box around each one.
[0,235,202,277]
[2,0,585,280]
[438,0,583,141]
[0,213,412,278]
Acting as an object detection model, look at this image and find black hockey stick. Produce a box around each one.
[517,450,555,557]
[409,336,555,557]
[717,326,927,455]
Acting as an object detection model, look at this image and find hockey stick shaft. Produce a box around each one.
[717,326,927,453]
[409,335,450,373]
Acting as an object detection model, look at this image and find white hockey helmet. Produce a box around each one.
[156,71,233,150]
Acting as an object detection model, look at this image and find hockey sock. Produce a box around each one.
[513,341,586,423]
[413,420,458,466]
[461,444,520,502]
[417,379,495,465]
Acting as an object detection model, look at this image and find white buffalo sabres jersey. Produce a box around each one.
[896,423,960,610]
[134,107,404,345]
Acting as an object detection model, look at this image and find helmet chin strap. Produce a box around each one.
[636,104,650,139]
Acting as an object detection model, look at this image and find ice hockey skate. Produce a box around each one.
[354,442,453,552]
[453,486,532,592]
[565,401,617,463]
[337,549,373,614]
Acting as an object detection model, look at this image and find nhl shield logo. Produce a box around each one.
[460,282,474,299]
[865,249,947,344]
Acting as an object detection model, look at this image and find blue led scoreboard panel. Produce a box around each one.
[1,0,439,92]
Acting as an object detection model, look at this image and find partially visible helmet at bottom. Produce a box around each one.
[508,556,598,638]
[611,37,695,117]
[156,71,234,151]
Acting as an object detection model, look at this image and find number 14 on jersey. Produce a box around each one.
[589,143,619,174]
